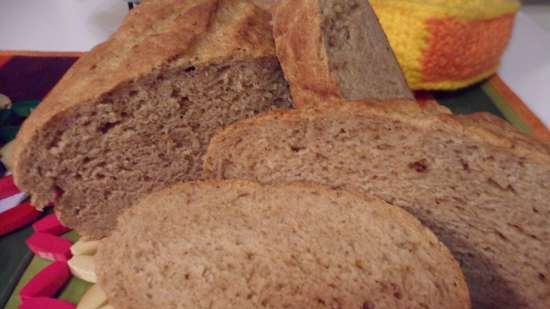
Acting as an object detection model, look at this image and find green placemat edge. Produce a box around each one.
[2,231,89,309]
[0,226,36,309]
[433,81,506,118]
[481,82,533,135]
[3,257,50,309]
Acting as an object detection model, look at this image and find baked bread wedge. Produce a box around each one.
[11,0,291,239]
[272,0,413,106]
[203,102,550,309]
[96,180,470,309]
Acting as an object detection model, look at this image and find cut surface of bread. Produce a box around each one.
[204,102,550,309]
[96,180,469,309]
[273,0,413,106]
[12,0,291,239]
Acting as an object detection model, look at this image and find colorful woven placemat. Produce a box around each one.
[0,51,548,309]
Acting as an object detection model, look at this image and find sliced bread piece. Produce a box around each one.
[96,180,470,309]
[272,0,413,106]
[203,102,550,309]
[11,0,291,239]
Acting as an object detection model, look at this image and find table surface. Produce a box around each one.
[0,1,548,127]
[522,0,550,31]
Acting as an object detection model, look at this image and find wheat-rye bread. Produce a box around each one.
[272,0,413,106]
[204,102,550,309]
[96,180,470,309]
[12,0,291,239]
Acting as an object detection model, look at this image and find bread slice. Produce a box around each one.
[272,0,413,106]
[203,102,550,309]
[11,0,291,239]
[96,180,470,309]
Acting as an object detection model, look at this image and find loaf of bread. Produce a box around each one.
[204,102,550,309]
[265,0,519,91]
[96,180,470,309]
[272,0,413,106]
[12,0,291,239]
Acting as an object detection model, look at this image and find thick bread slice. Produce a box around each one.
[96,180,469,309]
[203,102,550,309]
[12,0,291,239]
[273,0,413,106]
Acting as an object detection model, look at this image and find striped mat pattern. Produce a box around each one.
[0,51,549,309]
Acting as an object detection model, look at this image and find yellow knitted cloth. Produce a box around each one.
[371,0,521,90]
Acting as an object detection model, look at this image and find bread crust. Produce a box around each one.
[12,0,278,206]
[206,101,550,168]
[272,0,413,106]
[273,0,340,105]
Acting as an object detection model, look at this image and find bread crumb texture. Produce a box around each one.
[96,180,470,309]
[12,0,291,239]
[203,102,550,309]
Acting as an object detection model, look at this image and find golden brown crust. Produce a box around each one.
[206,101,550,167]
[272,0,413,106]
[272,0,341,107]
[454,112,550,157]
[12,0,277,194]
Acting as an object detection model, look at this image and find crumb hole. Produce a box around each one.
[98,121,121,134]
[290,145,305,153]
[408,159,428,173]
